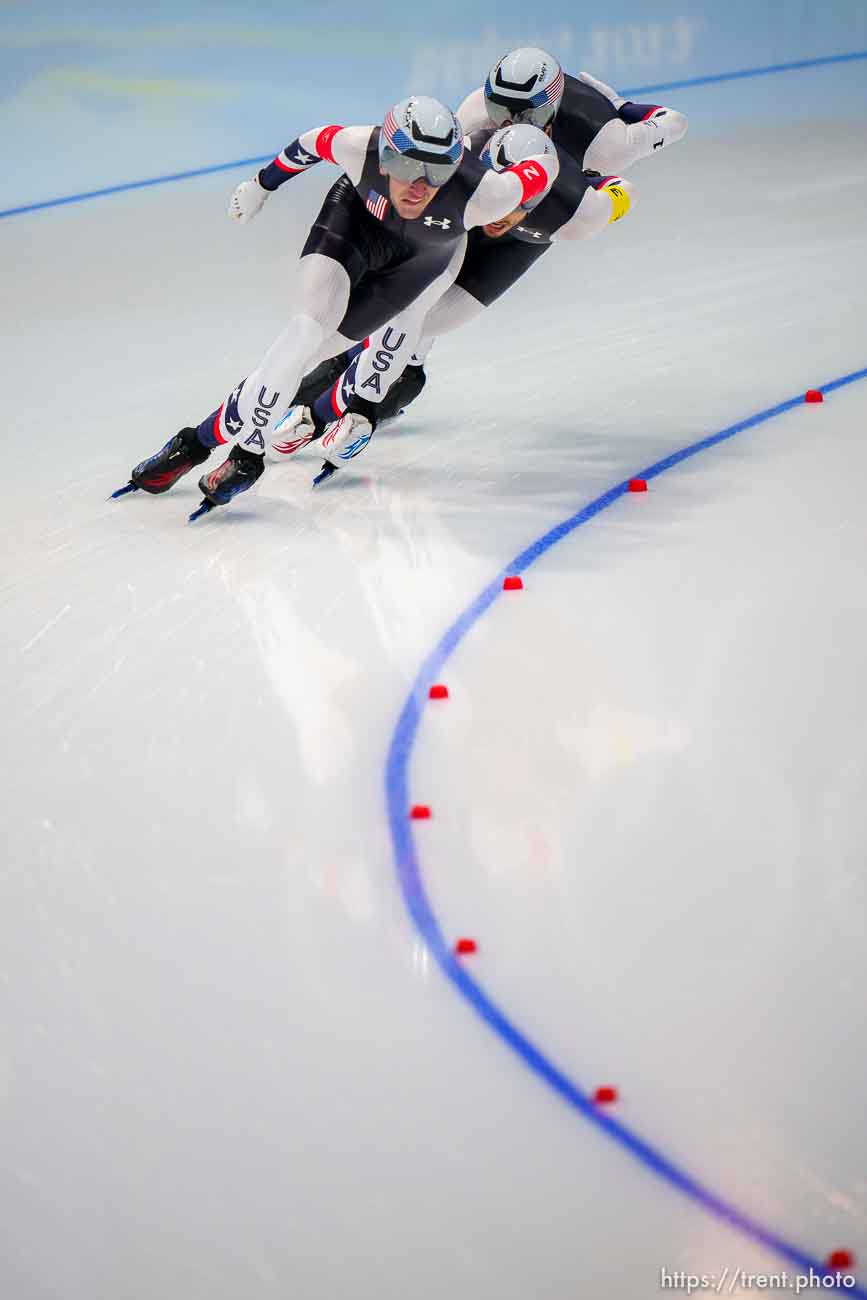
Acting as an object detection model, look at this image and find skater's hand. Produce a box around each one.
[228,176,269,224]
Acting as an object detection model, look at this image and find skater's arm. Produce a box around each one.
[463,152,559,228]
[576,69,626,110]
[456,86,491,134]
[258,124,372,190]
[229,125,373,224]
[552,174,634,241]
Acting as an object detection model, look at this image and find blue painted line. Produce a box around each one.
[385,365,867,1293]
[621,48,867,97]
[2,48,866,221]
[0,155,271,220]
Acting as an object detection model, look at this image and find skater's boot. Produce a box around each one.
[376,362,427,423]
[189,444,265,519]
[129,427,212,494]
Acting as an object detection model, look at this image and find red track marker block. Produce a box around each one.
[428,684,449,700]
[805,389,824,403]
[454,938,478,956]
[410,805,431,820]
[503,575,523,590]
[593,1086,619,1105]
[827,1251,854,1272]
[628,478,648,493]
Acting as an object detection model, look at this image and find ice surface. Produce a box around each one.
[2,66,867,1300]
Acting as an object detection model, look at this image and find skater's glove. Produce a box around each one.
[228,175,269,224]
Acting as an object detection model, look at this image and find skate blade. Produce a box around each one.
[110,482,139,500]
[188,498,217,522]
[312,461,338,488]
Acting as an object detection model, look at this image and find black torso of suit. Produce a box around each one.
[301,129,487,338]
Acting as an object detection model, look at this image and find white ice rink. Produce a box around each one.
[3,52,867,1300]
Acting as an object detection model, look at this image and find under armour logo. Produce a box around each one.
[424,216,452,229]
[525,229,545,239]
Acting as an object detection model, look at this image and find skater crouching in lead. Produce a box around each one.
[114,94,558,519]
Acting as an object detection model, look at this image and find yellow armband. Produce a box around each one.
[602,180,631,223]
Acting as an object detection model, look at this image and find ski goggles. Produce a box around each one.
[484,98,557,130]
[379,144,463,188]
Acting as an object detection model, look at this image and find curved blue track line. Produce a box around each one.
[2,48,865,220]
[385,365,867,1293]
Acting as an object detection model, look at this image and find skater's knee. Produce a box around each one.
[297,251,353,323]
[268,313,327,368]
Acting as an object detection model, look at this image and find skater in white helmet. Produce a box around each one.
[459,46,688,174]
[114,93,557,517]
[265,47,686,463]
[271,120,634,479]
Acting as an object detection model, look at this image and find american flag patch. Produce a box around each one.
[366,188,388,221]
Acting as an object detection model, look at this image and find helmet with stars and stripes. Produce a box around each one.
[484,47,564,129]
[378,96,464,187]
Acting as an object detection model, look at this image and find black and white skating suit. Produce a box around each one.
[198,119,557,452]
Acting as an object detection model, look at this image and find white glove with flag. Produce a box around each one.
[228,175,269,224]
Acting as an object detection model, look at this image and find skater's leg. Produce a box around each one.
[290,338,366,410]
[313,240,466,431]
[577,69,688,171]
[295,255,465,479]
[379,285,483,412]
[576,70,627,110]
[583,106,688,172]
[285,235,545,435]
[265,332,360,461]
[121,174,375,506]
[409,280,491,370]
[403,235,548,404]
[417,282,484,345]
[197,253,352,455]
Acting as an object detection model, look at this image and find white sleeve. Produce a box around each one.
[552,176,635,241]
[260,124,371,190]
[463,153,560,229]
[329,125,374,186]
[456,86,491,134]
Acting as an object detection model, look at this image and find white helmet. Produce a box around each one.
[379,96,464,187]
[480,123,558,210]
[484,47,564,129]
